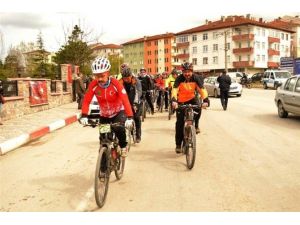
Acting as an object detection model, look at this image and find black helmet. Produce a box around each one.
[122,67,132,77]
[140,68,146,72]
[181,62,193,71]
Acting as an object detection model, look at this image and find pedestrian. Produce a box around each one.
[217,71,232,110]
[74,73,86,109]
[0,81,4,125]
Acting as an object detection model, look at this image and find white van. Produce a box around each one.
[262,70,292,89]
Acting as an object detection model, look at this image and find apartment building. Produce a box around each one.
[123,33,175,74]
[175,15,294,74]
[268,15,300,58]
[91,43,123,58]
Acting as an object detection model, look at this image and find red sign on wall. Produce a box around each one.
[29,81,48,106]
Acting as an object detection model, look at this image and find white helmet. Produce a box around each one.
[91,56,111,74]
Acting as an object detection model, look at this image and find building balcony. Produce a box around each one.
[268,49,280,56]
[268,37,280,43]
[176,42,189,48]
[176,53,189,59]
[171,61,181,66]
[232,34,254,41]
[233,61,254,68]
[268,62,279,68]
[233,47,254,54]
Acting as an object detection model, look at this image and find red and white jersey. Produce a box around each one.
[82,78,133,118]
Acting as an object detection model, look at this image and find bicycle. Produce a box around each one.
[141,91,152,122]
[177,104,201,170]
[81,119,126,208]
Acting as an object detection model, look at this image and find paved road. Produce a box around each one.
[1,89,300,211]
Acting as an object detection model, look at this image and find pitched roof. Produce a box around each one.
[122,33,175,45]
[24,49,50,55]
[176,15,294,35]
[267,19,296,31]
[92,44,122,50]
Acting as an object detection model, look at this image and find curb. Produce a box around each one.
[0,113,81,155]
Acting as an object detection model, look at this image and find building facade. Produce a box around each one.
[123,33,175,74]
[91,43,123,58]
[175,15,294,75]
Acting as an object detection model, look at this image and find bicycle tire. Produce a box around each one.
[132,121,137,144]
[94,147,110,208]
[168,103,172,120]
[142,101,146,122]
[185,125,196,170]
[114,151,125,180]
[126,128,132,152]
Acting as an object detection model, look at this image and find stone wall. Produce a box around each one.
[1,78,73,121]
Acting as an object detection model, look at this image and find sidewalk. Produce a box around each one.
[0,102,81,155]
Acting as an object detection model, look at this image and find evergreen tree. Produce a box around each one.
[53,25,93,75]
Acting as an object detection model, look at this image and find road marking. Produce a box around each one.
[76,186,94,211]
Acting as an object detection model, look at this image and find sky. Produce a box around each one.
[0,0,299,60]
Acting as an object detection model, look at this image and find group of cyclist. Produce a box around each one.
[79,56,210,157]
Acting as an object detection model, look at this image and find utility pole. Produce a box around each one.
[224,30,228,73]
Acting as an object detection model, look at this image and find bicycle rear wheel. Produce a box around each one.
[95,147,110,208]
[114,152,125,180]
[184,125,196,170]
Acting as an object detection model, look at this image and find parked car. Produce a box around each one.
[250,73,264,83]
[262,70,292,89]
[88,95,100,118]
[227,72,244,83]
[274,74,300,118]
[204,76,243,98]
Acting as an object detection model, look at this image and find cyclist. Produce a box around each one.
[119,67,143,143]
[79,57,134,157]
[165,69,179,115]
[154,73,167,111]
[138,68,154,114]
[171,62,210,153]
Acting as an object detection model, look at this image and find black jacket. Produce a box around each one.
[217,74,232,91]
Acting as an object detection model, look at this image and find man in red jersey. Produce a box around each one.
[79,57,133,157]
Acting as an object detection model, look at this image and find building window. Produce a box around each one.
[192,47,197,54]
[286,34,289,41]
[239,56,242,61]
[213,32,218,39]
[256,55,260,62]
[155,41,158,45]
[192,58,197,65]
[213,44,218,52]
[203,33,208,40]
[203,45,208,53]
[192,35,197,41]
[238,42,242,48]
[256,42,260,49]
[164,48,169,53]
[213,56,218,64]
[155,58,158,63]
[227,55,230,63]
[257,28,261,36]
[226,43,230,50]
[177,35,188,43]
[164,39,169,44]
[203,57,208,65]
[155,50,158,55]
[164,58,169,62]
[281,45,284,52]
[262,29,266,37]
[247,55,250,61]
[281,33,284,40]
[147,42,151,46]
[262,55,265,62]
[262,42,265,50]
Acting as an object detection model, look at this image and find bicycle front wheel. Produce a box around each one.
[95,147,110,208]
[185,125,196,170]
[114,152,125,180]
